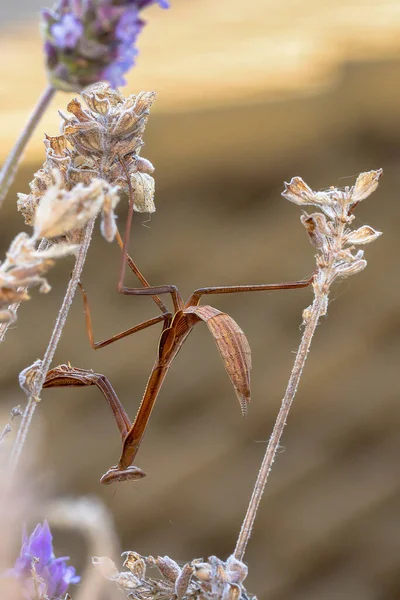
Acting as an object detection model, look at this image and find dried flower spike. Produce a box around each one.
[18,84,156,238]
[282,170,383,311]
[233,170,383,562]
[60,83,156,195]
[94,551,256,599]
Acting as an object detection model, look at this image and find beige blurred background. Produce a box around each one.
[1,1,400,598]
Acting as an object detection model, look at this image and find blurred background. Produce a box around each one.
[1,1,400,598]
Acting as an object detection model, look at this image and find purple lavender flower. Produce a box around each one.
[51,13,84,49]
[115,8,144,42]
[8,521,80,599]
[102,44,139,88]
[42,0,170,91]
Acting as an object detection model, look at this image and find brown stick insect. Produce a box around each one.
[44,170,314,485]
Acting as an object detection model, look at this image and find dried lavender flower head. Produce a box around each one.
[60,82,156,202]
[42,0,170,91]
[282,170,383,317]
[94,551,255,599]
[5,520,80,599]
[0,233,77,324]
[18,83,156,235]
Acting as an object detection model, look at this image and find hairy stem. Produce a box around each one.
[0,85,55,209]
[234,292,326,561]
[9,219,95,471]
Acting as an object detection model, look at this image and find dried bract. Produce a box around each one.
[352,169,382,202]
[19,360,43,398]
[0,289,30,324]
[123,551,147,580]
[34,171,120,242]
[148,556,181,583]
[175,563,194,599]
[0,233,76,325]
[345,225,382,245]
[131,172,156,213]
[282,177,319,206]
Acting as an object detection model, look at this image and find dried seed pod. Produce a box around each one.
[283,177,338,219]
[300,213,327,249]
[335,259,367,278]
[130,172,156,213]
[345,225,382,245]
[34,173,105,239]
[154,556,181,582]
[123,552,146,580]
[174,563,193,599]
[193,561,212,582]
[136,156,155,174]
[351,169,383,202]
[282,176,316,206]
[19,360,42,397]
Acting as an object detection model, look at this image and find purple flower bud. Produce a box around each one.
[115,9,144,43]
[138,0,170,7]
[7,521,80,599]
[51,13,84,49]
[102,44,139,87]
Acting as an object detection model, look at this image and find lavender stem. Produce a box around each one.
[234,294,325,561]
[0,85,55,209]
[9,219,95,471]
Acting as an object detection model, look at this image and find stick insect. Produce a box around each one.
[44,167,314,485]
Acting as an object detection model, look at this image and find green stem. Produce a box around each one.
[0,85,55,209]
